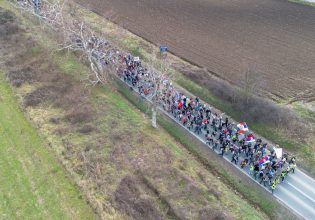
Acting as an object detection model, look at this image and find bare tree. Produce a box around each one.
[61,20,111,84]
[149,58,171,128]
[13,0,65,29]
[239,64,263,106]
[13,0,171,128]
[13,0,113,85]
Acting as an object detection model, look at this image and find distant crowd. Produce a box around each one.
[16,0,298,195]
[75,14,299,194]
[114,53,297,193]
[68,27,299,193]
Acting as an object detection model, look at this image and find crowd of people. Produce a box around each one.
[15,0,299,200]
[18,0,297,193]
[71,23,298,193]
[113,53,297,193]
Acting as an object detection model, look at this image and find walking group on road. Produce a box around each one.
[114,53,297,194]
[51,19,298,194]
[15,1,314,218]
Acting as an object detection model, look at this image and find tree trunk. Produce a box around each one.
[152,106,157,128]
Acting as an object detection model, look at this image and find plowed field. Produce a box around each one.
[76,0,315,101]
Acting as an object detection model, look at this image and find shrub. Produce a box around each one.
[24,86,53,107]
[131,47,145,60]
[7,67,35,87]
[65,106,94,124]
[77,124,95,134]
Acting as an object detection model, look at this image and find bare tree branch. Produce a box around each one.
[13,0,172,127]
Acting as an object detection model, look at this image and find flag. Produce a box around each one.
[259,156,270,165]
[245,134,255,143]
[237,122,249,133]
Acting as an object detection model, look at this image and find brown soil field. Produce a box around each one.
[75,0,315,101]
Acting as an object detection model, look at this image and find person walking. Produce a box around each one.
[231,153,238,164]
[249,164,254,175]
[253,164,259,179]
[213,140,219,151]
[260,175,269,187]
[220,145,225,156]
[271,180,276,194]
[290,162,296,173]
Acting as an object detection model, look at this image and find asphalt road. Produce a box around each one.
[118,77,315,220]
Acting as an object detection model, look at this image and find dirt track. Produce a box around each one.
[75,0,315,100]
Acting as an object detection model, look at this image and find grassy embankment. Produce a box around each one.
[0,71,95,219]
[289,0,315,7]
[0,2,270,219]
[73,2,315,176]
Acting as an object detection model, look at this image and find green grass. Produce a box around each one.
[289,0,315,7]
[292,102,315,122]
[0,72,95,219]
[55,52,90,78]
[167,141,183,156]
[123,38,147,60]
[30,45,42,56]
[130,47,145,59]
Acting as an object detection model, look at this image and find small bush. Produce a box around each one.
[7,67,35,87]
[77,124,95,134]
[65,106,93,124]
[53,127,71,136]
[0,23,19,37]
[199,207,232,220]
[113,176,164,220]
[0,10,15,25]
[0,10,19,37]
[49,117,60,124]
[131,47,145,60]
[24,86,53,107]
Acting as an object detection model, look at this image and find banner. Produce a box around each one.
[237,122,249,133]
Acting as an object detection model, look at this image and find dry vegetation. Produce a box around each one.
[0,4,268,219]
